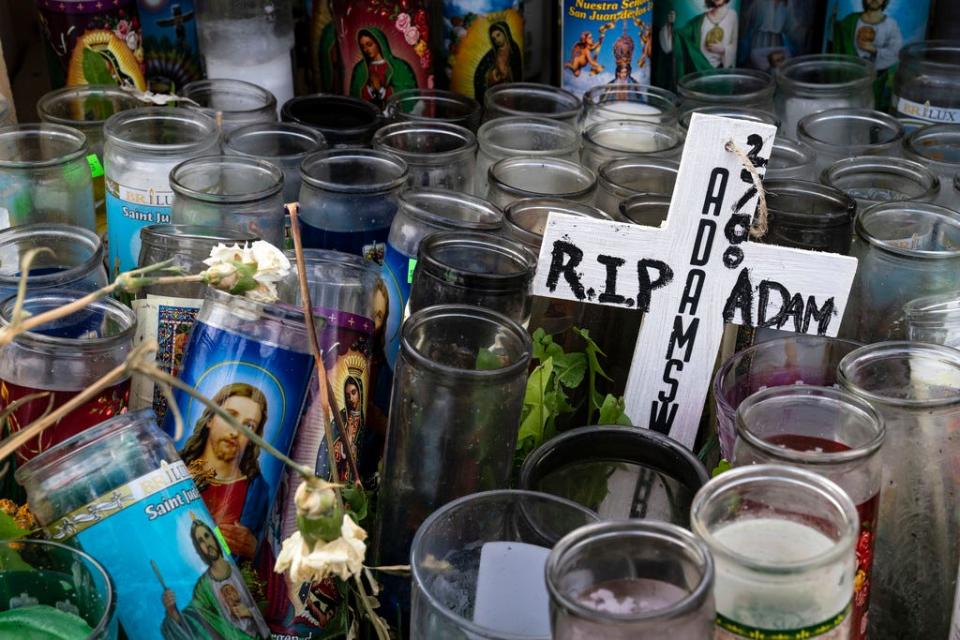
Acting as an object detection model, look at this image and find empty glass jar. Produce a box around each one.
[182,78,278,133]
[821,156,940,211]
[476,116,580,196]
[581,121,684,171]
[902,123,960,207]
[892,42,960,124]
[483,82,581,124]
[372,121,477,193]
[281,94,382,147]
[765,137,816,181]
[580,84,680,130]
[0,223,107,301]
[487,157,597,208]
[384,88,482,132]
[595,158,679,218]
[223,121,326,202]
[678,68,775,112]
[797,108,904,174]
[760,179,857,254]
[902,291,960,348]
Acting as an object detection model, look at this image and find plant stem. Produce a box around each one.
[354,574,391,640]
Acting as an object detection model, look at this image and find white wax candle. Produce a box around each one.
[473,541,552,637]
[585,102,664,129]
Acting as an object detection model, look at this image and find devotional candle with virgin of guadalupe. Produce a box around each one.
[442,0,525,102]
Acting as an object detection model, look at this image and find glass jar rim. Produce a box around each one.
[398,189,503,231]
[37,84,143,128]
[621,194,672,226]
[280,94,381,135]
[0,223,103,288]
[598,157,680,196]
[477,116,579,158]
[0,291,136,350]
[902,123,960,168]
[583,120,684,154]
[504,198,612,249]
[774,54,875,95]
[582,83,680,109]
[546,520,714,624]
[103,107,219,155]
[690,464,858,574]
[417,231,536,292]
[139,223,260,253]
[678,68,775,102]
[490,156,597,200]
[902,291,960,326]
[169,154,284,204]
[839,341,960,407]
[182,78,278,116]
[797,108,903,154]
[770,137,815,167]
[300,148,408,194]
[385,88,481,122]
[735,385,885,465]
[898,40,960,71]
[400,304,532,380]
[484,82,581,119]
[855,201,960,258]
[285,247,382,278]
[0,123,88,169]
[763,179,857,228]
[372,121,477,163]
[223,122,326,161]
[821,156,940,202]
[206,286,308,325]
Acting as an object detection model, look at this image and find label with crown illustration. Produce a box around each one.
[561,0,654,96]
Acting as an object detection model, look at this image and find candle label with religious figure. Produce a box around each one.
[136,0,204,93]
[561,0,654,96]
[653,0,741,90]
[737,0,819,71]
[533,113,859,448]
[105,180,174,275]
[443,0,524,101]
[330,0,434,110]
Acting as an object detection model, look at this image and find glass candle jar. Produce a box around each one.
[384,88,482,132]
[0,291,134,464]
[130,224,258,419]
[839,342,960,639]
[843,201,960,343]
[679,106,780,134]
[797,108,904,174]
[281,94,382,147]
[713,334,863,460]
[0,123,95,231]
[483,82,581,124]
[502,198,612,251]
[298,148,407,262]
[195,0,295,107]
[580,84,680,130]
[901,123,960,207]
[487,157,597,208]
[774,54,875,140]
[372,121,478,193]
[409,490,598,640]
[170,154,285,246]
[733,386,884,640]
[765,137,817,181]
[409,231,536,325]
[822,156,940,211]
[476,116,580,197]
[375,306,532,571]
[760,179,857,254]
[595,158,679,218]
[103,107,220,276]
[520,424,709,524]
[223,121,326,202]
[678,68,776,112]
[16,409,270,639]
[620,194,672,228]
[546,521,715,640]
[37,85,142,234]
[0,539,117,638]
[182,78,278,134]
[581,121,684,171]
[0,223,107,300]
[892,42,960,124]
[902,291,960,348]
[163,288,313,563]
[691,465,859,640]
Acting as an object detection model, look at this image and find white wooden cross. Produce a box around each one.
[532,114,859,448]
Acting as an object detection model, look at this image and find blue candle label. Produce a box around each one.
[165,319,313,564]
[138,0,204,93]
[381,243,413,372]
[443,0,524,101]
[45,460,271,640]
[105,179,173,277]
[652,0,740,90]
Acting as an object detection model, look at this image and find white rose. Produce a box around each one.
[245,281,278,303]
[250,240,291,282]
[203,243,247,267]
[205,262,241,290]
[294,478,337,519]
[274,514,367,584]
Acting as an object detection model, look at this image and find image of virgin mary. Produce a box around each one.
[349,27,418,109]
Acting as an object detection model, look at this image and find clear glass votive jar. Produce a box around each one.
[902,123,960,207]
[476,116,580,197]
[797,108,904,174]
[487,157,597,209]
[902,291,960,348]
[372,121,478,193]
[678,68,776,112]
[892,41,960,124]
[761,179,857,254]
[596,158,679,218]
[679,106,780,133]
[0,123,95,231]
[581,120,684,171]
[37,85,142,233]
[520,424,709,524]
[0,291,135,464]
[182,78,278,133]
[0,223,107,300]
[713,334,863,459]
[409,490,598,640]
[223,121,326,202]
[103,107,220,275]
[281,94,382,147]
[170,154,285,247]
[483,82,581,124]
[839,342,960,639]
[298,148,407,262]
[774,54,875,140]
[0,539,117,638]
[502,198,612,251]
[384,88,482,132]
[409,231,535,325]
[765,137,817,181]
[843,201,960,343]
[691,465,859,640]
[733,386,885,640]
[580,84,680,130]
[546,521,715,640]
[620,194,671,228]
[822,156,940,211]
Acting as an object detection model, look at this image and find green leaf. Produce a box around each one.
[711,459,732,477]
[554,353,587,389]
[0,546,32,572]
[517,406,546,451]
[341,484,369,524]
[81,48,116,86]
[597,394,632,425]
[0,511,28,540]
[523,358,554,406]
[475,347,502,371]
